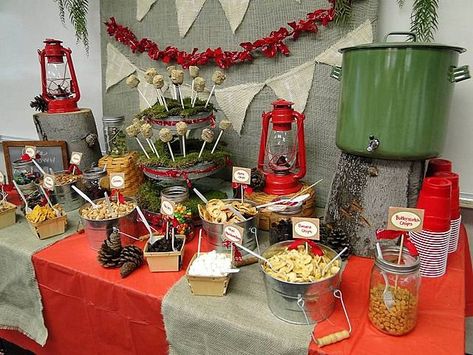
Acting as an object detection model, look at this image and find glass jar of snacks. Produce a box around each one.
[269,202,303,245]
[161,186,194,242]
[368,246,420,336]
[12,159,38,189]
[81,167,110,200]
[103,116,128,156]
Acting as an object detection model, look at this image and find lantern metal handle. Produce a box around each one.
[384,32,417,42]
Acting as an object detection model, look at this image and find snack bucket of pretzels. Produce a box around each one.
[198,198,258,254]
[79,197,137,250]
[52,171,83,212]
[261,241,342,324]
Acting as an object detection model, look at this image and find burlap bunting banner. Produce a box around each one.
[217,0,251,33]
[215,82,265,134]
[176,0,207,37]
[137,0,158,21]
[105,43,136,91]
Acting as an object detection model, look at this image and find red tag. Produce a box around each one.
[287,239,324,256]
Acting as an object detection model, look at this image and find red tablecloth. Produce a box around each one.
[1,226,472,355]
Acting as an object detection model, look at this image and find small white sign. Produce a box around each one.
[43,174,56,191]
[110,173,125,189]
[292,217,320,240]
[70,152,83,165]
[222,224,244,244]
[0,172,4,185]
[24,146,37,158]
[161,199,175,217]
[232,167,252,185]
[387,207,424,232]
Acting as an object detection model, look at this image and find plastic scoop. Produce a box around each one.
[136,205,154,242]
[256,193,310,211]
[193,188,208,203]
[39,185,61,217]
[233,241,273,269]
[31,159,46,176]
[224,204,247,221]
[71,185,99,208]
[322,247,348,275]
[376,242,394,310]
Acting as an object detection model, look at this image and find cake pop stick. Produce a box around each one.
[211,119,232,154]
[205,70,226,108]
[126,74,151,108]
[166,66,176,99]
[176,121,188,157]
[141,123,159,158]
[159,128,175,162]
[192,76,206,107]
[189,66,199,104]
[126,123,150,159]
[152,74,168,111]
[198,128,214,158]
[171,69,185,109]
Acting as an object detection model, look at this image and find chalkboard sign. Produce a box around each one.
[2,140,68,182]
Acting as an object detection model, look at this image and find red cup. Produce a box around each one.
[433,171,460,219]
[426,158,452,177]
[420,177,452,198]
[417,177,452,232]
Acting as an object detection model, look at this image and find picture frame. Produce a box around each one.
[2,140,68,182]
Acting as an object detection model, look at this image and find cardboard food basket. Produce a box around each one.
[185,253,232,297]
[0,202,17,229]
[144,235,185,272]
[28,213,67,240]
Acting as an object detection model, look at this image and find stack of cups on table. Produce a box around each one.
[410,175,452,278]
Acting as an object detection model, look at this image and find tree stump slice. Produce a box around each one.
[324,152,424,257]
[33,108,102,170]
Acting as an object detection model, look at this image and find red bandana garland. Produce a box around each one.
[105,1,335,69]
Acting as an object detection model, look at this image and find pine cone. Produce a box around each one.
[250,168,265,191]
[97,240,122,268]
[119,246,144,278]
[106,230,122,252]
[30,95,48,112]
[320,223,351,260]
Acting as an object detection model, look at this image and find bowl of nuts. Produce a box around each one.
[79,197,137,250]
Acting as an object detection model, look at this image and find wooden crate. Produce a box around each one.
[28,214,67,240]
[144,235,185,272]
[98,152,144,197]
[0,202,17,229]
[245,182,316,231]
[186,253,231,297]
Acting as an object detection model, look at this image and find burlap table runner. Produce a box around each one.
[0,210,81,345]
[162,263,314,355]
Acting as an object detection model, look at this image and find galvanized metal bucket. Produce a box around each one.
[53,171,83,212]
[261,242,342,324]
[79,197,137,250]
[201,199,259,254]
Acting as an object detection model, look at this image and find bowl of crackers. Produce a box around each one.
[198,199,258,250]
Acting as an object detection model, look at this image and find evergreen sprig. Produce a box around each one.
[54,0,89,53]
[410,0,439,42]
[335,0,353,25]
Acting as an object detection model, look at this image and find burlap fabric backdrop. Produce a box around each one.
[100,0,378,208]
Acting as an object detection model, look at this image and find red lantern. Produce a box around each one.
[38,39,80,113]
[257,99,306,195]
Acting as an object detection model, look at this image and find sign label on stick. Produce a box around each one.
[292,217,320,240]
[222,224,244,244]
[387,207,424,232]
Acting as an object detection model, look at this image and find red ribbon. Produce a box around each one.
[232,183,253,195]
[66,164,83,175]
[111,189,126,204]
[104,1,335,69]
[287,239,324,256]
[147,113,215,128]
[141,157,230,179]
[376,229,419,257]
[222,240,243,262]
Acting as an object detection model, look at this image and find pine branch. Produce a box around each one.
[397,0,405,7]
[335,0,353,25]
[410,0,439,42]
[53,0,89,53]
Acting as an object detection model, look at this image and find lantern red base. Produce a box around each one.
[46,99,80,114]
[263,173,303,195]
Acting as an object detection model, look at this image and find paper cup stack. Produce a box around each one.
[410,176,452,278]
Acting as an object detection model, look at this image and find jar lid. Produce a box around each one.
[275,201,303,215]
[161,185,189,203]
[12,159,33,168]
[83,167,107,179]
[102,116,125,126]
[375,246,420,274]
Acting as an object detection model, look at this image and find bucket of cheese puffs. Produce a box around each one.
[261,241,342,324]
[79,197,137,250]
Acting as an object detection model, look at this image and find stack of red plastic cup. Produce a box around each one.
[426,158,452,177]
[410,177,452,277]
[433,171,461,253]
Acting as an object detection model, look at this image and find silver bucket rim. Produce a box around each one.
[79,196,137,222]
[199,198,258,227]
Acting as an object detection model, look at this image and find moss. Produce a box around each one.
[139,138,230,169]
[135,97,214,120]
[136,180,227,214]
